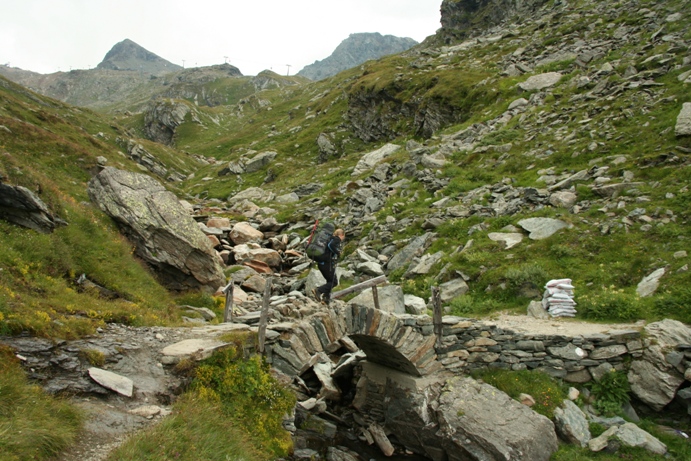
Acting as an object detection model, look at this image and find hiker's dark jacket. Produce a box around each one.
[322,235,342,264]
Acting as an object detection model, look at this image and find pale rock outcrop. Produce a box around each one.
[229,221,264,245]
[244,151,277,173]
[553,400,591,447]
[352,143,401,176]
[636,267,666,297]
[518,72,562,91]
[518,217,570,240]
[628,319,691,411]
[351,285,405,314]
[675,102,691,137]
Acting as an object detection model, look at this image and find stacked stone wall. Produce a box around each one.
[266,306,643,384]
[436,317,642,382]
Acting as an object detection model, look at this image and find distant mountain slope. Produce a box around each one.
[297,32,418,81]
[97,38,182,75]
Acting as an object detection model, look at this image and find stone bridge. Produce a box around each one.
[269,303,442,377]
[267,302,647,387]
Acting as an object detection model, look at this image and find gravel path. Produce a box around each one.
[480,311,646,336]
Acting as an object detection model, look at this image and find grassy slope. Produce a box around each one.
[157,0,691,323]
[0,77,190,339]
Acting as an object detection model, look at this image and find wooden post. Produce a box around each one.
[331,275,387,299]
[372,285,380,310]
[432,286,443,347]
[258,277,272,355]
[222,281,234,323]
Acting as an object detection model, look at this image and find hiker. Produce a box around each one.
[313,228,345,305]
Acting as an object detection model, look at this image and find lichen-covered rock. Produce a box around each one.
[87,167,225,292]
[554,400,591,447]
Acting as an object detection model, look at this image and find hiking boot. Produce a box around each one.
[311,288,322,302]
[323,294,331,306]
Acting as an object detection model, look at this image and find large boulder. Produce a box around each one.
[244,151,277,173]
[436,377,558,461]
[518,217,570,240]
[518,72,563,91]
[87,167,225,292]
[378,366,559,461]
[628,319,691,411]
[350,285,405,314]
[352,143,401,176]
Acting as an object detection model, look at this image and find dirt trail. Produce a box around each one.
[480,311,646,336]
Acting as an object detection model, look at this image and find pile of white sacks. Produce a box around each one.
[542,278,576,317]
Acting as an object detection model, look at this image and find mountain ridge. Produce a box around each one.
[297,32,418,81]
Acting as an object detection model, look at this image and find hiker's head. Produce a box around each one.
[334,228,345,240]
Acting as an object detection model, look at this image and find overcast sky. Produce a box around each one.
[1,0,442,76]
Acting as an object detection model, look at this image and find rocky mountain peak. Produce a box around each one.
[96,38,181,76]
[297,32,418,81]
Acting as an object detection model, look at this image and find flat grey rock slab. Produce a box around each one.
[518,217,570,239]
[636,267,666,297]
[488,232,524,249]
[88,367,134,397]
[519,72,562,91]
[160,338,227,360]
[188,323,252,335]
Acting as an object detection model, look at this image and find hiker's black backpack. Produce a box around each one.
[305,221,335,263]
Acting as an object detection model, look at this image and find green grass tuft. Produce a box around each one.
[0,346,83,461]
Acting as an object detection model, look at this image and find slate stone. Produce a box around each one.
[436,376,559,460]
[554,400,591,447]
[488,232,523,249]
[88,367,134,397]
[160,338,226,360]
[0,182,66,233]
[350,285,405,314]
[518,217,570,240]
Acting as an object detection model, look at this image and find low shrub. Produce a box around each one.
[192,348,295,458]
[449,294,506,317]
[504,263,549,294]
[578,286,643,321]
[588,370,631,417]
